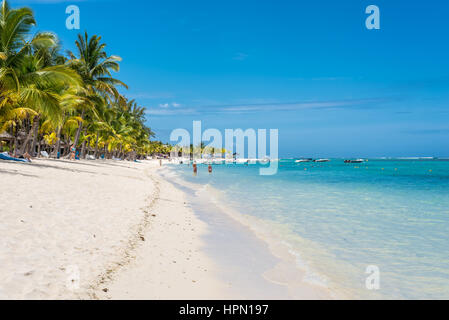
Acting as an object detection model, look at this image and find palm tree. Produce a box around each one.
[0,1,154,160]
[0,0,81,155]
[0,0,40,149]
[49,87,93,157]
[67,32,128,147]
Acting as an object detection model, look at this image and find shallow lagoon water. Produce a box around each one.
[171,159,449,299]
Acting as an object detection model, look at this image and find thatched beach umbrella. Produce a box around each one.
[0,132,14,152]
[0,132,14,141]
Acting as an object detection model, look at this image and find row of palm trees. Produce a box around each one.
[0,0,169,160]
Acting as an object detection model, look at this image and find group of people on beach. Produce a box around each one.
[0,151,32,162]
[192,162,213,175]
[1,143,83,163]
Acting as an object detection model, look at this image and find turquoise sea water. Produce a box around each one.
[170,159,449,299]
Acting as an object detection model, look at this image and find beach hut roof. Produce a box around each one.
[0,132,14,140]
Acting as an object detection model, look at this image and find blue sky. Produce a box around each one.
[15,0,449,157]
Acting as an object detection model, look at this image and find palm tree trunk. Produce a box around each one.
[30,114,41,156]
[82,135,91,159]
[73,109,85,147]
[63,135,71,157]
[20,115,39,155]
[52,127,62,158]
[13,137,18,156]
[9,125,14,153]
[80,128,87,159]
[85,136,91,158]
[94,132,99,159]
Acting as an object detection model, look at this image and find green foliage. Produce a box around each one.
[0,0,156,158]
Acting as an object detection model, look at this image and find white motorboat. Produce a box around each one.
[344,159,365,163]
[295,158,312,163]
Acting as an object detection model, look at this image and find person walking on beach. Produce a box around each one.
[159,159,162,166]
[208,164,212,174]
[193,163,197,175]
[70,144,76,161]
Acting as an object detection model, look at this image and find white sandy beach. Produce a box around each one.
[0,159,333,299]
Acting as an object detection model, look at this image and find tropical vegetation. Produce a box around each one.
[0,0,170,160]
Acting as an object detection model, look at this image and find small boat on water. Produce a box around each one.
[314,159,330,163]
[258,157,271,164]
[295,158,313,163]
[344,159,365,163]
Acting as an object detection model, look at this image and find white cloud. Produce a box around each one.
[158,102,181,108]
[146,108,195,116]
[146,97,395,117]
